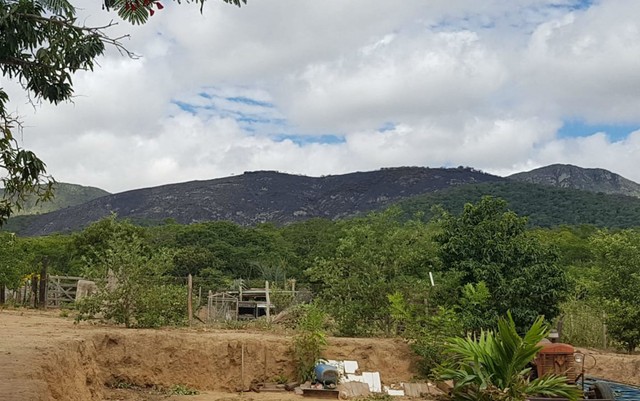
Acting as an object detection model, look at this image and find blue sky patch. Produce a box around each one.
[273,134,346,146]
[173,88,285,135]
[564,0,594,11]
[558,120,639,142]
[379,122,397,132]
[172,100,198,115]
[226,96,274,108]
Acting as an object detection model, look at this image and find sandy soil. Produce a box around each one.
[2,309,639,401]
[0,309,417,401]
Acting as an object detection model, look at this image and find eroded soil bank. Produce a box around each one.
[2,310,640,401]
[0,310,416,401]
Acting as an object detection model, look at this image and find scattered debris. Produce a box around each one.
[338,381,370,398]
[292,358,440,399]
[302,387,341,399]
[403,382,435,398]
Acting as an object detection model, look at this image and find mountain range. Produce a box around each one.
[4,164,640,236]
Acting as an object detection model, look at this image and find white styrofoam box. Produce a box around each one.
[343,360,359,374]
[363,372,382,393]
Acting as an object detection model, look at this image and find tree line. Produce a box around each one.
[1,196,638,358]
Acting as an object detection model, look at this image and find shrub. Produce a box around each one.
[292,304,327,382]
[436,313,582,401]
[76,235,186,328]
[557,298,606,349]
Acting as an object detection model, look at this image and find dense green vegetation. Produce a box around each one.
[398,181,640,228]
[1,197,639,368]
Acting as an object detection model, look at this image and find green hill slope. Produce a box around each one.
[0,182,109,216]
[396,181,640,228]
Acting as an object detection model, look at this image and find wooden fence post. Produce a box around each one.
[31,275,38,308]
[265,280,271,321]
[38,261,48,309]
[603,312,608,349]
[241,342,245,390]
[187,274,193,326]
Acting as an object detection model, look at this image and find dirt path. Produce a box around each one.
[2,309,640,401]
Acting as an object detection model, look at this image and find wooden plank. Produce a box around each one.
[302,389,340,399]
[48,276,84,280]
[56,283,78,288]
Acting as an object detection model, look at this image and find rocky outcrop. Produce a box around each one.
[508,164,640,198]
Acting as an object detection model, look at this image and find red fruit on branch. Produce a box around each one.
[156,2,164,9]
[149,8,155,16]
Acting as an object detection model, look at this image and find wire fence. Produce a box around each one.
[1,272,310,327]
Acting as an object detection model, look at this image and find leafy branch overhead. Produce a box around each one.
[103,0,247,25]
[0,0,246,225]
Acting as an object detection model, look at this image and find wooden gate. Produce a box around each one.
[207,292,239,322]
[47,276,83,307]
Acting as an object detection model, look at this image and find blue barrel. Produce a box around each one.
[314,363,339,386]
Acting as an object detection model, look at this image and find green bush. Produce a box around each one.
[169,384,199,395]
[134,284,187,328]
[75,235,187,328]
[410,307,462,377]
[292,304,327,382]
[557,298,606,348]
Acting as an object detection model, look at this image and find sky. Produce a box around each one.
[4,0,640,193]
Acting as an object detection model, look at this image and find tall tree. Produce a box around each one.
[306,208,439,336]
[0,232,30,302]
[435,196,569,331]
[0,0,245,224]
[591,229,640,353]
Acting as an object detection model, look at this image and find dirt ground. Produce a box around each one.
[1,309,639,401]
[0,309,417,401]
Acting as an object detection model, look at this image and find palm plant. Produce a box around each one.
[436,313,582,401]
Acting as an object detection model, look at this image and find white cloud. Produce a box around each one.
[4,0,640,193]
[279,30,508,132]
[520,0,640,122]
